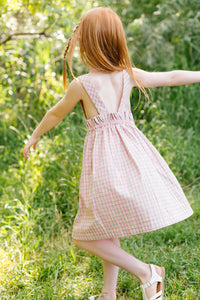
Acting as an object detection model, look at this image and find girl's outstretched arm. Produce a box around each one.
[23,79,82,159]
[132,68,200,88]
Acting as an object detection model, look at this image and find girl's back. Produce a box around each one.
[88,70,132,112]
[80,70,133,120]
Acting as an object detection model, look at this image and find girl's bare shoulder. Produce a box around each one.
[68,78,84,97]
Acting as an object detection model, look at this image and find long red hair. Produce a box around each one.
[63,7,150,105]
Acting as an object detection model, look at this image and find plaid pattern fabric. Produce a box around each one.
[72,69,193,240]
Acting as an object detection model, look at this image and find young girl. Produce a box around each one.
[23,7,199,300]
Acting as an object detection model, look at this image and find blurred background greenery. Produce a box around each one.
[0,0,199,299]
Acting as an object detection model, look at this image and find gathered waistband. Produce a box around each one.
[85,111,136,132]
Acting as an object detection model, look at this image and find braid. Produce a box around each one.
[63,23,80,91]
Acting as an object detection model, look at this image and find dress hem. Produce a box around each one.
[72,210,194,241]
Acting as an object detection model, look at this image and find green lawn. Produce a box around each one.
[0,186,199,299]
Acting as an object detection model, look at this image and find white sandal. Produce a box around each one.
[140,264,165,300]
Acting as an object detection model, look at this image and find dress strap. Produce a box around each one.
[78,74,108,115]
[117,69,130,112]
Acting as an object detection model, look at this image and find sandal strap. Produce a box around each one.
[149,290,162,300]
[140,264,162,289]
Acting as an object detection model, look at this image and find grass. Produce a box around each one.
[0,188,199,299]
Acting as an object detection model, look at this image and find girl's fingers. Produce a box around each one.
[23,146,29,158]
[23,151,29,158]
[23,137,39,158]
[23,143,30,158]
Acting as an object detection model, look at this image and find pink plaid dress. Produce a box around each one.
[72,69,193,240]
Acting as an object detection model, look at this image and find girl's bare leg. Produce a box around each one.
[101,238,120,300]
[72,237,162,300]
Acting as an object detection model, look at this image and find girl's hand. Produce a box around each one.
[23,135,40,159]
